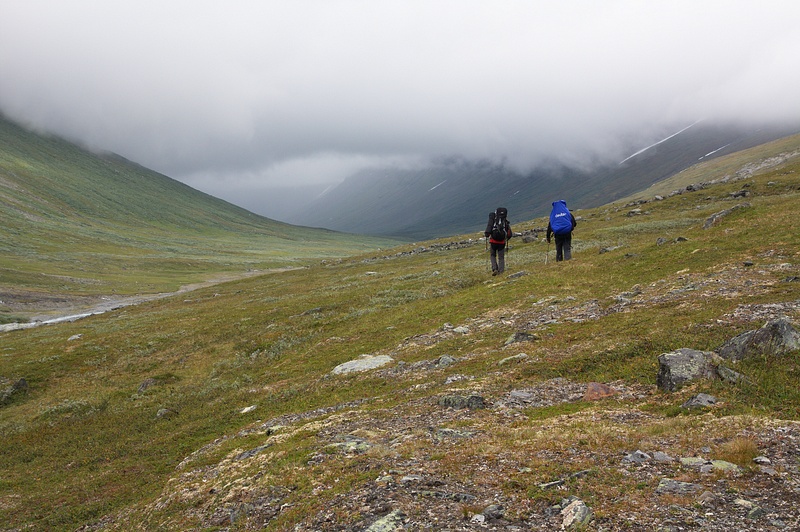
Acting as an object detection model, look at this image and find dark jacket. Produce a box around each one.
[485,219,512,245]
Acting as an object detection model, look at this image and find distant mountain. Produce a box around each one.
[0,114,396,297]
[292,121,800,239]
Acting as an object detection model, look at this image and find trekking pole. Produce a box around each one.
[545,239,550,265]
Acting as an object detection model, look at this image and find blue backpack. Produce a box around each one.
[549,200,573,235]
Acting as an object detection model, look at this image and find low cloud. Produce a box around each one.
[2,1,799,217]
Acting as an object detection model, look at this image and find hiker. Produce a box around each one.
[484,207,512,276]
[546,199,576,261]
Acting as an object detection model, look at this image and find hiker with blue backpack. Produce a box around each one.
[484,207,512,276]
[546,200,577,262]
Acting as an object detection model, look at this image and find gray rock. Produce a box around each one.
[137,377,158,394]
[363,509,406,532]
[435,355,457,368]
[681,393,717,409]
[1,378,28,405]
[438,394,486,410]
[433,427,474,441]
[498,353,528,366]
[656,478,703,494]
[235,444,271,461]
[709,459,740,472]
[156,407,178,419]
[653,451,675,463]
[717,317,800,361]
[680,457,709,468]
[623,450,651,463]
[504,331,538,345]
[716,364,749,385]
[482,504,504,520]
[656,349,718,391]
[331,354,393,375]
[703,203,750,229]
[561,499,593,530]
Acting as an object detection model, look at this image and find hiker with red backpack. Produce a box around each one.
[484,207,512,276]
[546,200,576,262]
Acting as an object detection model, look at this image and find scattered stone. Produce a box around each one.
[504,331,538,345]
[68,334,82,341]
[437,394,486,410]
[137,378,158,394]
[623,450,651,464]
[452,326,470,334]
[444,374,473,384]
[561,498,593,530]
[240,405,257,414]
[656,349,718,391]
[583,382,619,401]
[681,393,717,409]
[433,428,474,441]
[506,271,527,279]
[753,455,772,465]
[653,451,675,463]
[0,377,28,405]
[709,460,740,472]
[364,509,406,532]
[717,317,800,361]
[656,478,703,495]
[498,353,528,366]
[435,355,457,368]
[156,407,178,419]
[680,457,708,469]
[716,364,749,385]
[235,444,270,461]
[328,436,372,455]
[697,491,720,508]
[331,354,394,375]
[539,479,565,490]
[482,504,504,520]
[703,203,751,229]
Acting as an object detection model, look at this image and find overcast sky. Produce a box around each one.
[2,1,800,218]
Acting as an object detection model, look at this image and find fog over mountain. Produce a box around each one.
[2,1,800,223]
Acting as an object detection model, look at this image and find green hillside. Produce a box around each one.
[1,134,799,530]
[0,115,398,321]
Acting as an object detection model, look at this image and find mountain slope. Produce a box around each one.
[0,115,398,303]
[293,121,800,239]
[1,135,799,530]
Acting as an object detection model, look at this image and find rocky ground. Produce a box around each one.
[107,254,800,531]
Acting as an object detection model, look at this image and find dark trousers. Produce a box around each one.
[490,243,506,273]
[555,233,572,261]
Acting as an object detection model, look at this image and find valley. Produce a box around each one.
[1,119,800,530]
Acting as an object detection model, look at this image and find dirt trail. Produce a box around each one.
[0,268,297,332]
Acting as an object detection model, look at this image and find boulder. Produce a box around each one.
[717,318,800,361]
[438,394,486,410]
[583,382,619,401]
[656,349,718,391]
[0,377,28,405]
[331,354,393,375]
